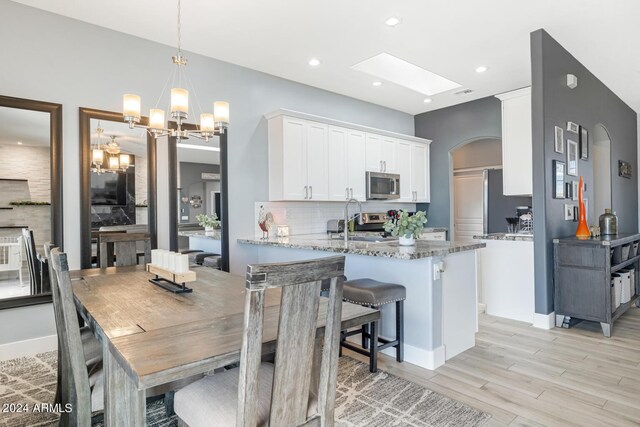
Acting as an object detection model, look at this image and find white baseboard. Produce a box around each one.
[0,335,58,361]
[533,312,555,330]
[477,303,486,314]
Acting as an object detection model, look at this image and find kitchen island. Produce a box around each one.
[179,230,222,254]
[238,234,485,369]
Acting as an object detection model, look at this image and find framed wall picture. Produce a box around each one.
[619,160,632,179]
[579,126,589,160]
[554,126,564,154]
[567,121,579,134]
[572,180,579,201]
[553,160,566,199]
[567,139,578,176]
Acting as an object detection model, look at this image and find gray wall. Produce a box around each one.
[0,1,414,346]
[531,30,638,315]
[179,162,219,222]
[414,97,502,227]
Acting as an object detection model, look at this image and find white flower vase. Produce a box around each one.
[399,235,415,246]
[205,226,214,232]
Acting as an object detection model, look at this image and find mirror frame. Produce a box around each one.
[0,95,63,309]
[79,108,157,269]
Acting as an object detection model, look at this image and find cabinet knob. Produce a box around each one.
[310,186,313,199]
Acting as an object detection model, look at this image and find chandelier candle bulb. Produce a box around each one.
[119,154,130,169]
[123,94,141,123]
[92,149,104,165]
[171,88,189,115]
[108,156,119,170]
[200,113,215,132]
[149,109,166,130]
[214,101,230,126]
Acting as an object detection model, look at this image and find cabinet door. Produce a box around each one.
[411,143,429,202]
[306,121,329,201]
[396,140,413,202]
[282,117,307,200]
[328,126,349,201]
[365,133,382,172]
[500,88,532,195]
[381,137,397,173]
[347,130,366,201]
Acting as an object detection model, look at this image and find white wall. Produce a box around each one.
[0,2,414,345]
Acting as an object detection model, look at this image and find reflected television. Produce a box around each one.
[91,172,127,205]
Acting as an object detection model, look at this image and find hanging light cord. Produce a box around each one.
[177,0,182,57]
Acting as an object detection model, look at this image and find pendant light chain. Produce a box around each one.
[177,0,182,57]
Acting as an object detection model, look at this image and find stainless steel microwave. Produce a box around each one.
[366,172,400,200]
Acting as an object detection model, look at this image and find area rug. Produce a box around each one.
[0,352,490,427]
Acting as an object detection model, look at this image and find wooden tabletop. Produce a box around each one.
[72,265,379,390]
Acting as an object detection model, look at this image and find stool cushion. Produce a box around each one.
[343,279,406,306]
[190,252,219,265]
[181,249,203,255]
[202,255,222,269]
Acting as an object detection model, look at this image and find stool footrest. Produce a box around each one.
[341,342,372,358]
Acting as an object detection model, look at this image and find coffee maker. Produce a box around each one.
[516,206,533,234]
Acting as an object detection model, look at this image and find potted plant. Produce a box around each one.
[196,213,220,232]
[383,210,428,246]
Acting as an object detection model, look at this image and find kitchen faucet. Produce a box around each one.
[344,198,364,243]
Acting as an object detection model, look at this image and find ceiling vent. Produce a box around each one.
[454,89,474,96]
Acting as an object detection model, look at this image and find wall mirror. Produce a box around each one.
[79,108,157,269]
[0,95,62,309]
[167,128,229,272]
[592,124,612,220]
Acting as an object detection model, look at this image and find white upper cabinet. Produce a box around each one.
[411,142,429,202]
[496,87,532,196]
[269,116,328,201]
[327,126,366,201]
[267,109,431,203]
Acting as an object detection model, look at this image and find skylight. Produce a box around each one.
[351,53,461,96]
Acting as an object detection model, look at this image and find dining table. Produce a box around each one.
[70,264,380,426]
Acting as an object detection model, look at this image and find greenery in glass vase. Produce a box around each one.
[196,213,221,229]
[383,210,427,238]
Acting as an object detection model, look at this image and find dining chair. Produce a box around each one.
[49,247,105,426]
[99,232,151,267]
[44,243,102,412]
[22,228,49,293]
[174,255,346,427]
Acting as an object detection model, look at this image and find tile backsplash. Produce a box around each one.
[253,201,417,237]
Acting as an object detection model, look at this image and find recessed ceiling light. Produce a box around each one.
[423,98,432,103]
[17,141,22,145]
[308,58,320,67]
[385,16,401,27]
[475,66,489,73]
[372,81,383,87]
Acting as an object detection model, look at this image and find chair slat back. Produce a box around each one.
[238,256,345,427]
[22,228,41,290]
[49,247,92,426]
[99,232,151,267]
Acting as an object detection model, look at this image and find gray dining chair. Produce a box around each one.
[99,232,151,267]
[44,243,102,411]
[174,255,346,427]
[49,247,105,426]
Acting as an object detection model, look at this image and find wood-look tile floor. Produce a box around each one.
[344,308,640,427]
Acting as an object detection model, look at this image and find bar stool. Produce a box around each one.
[202,255,222,270]
[339,278,405,373]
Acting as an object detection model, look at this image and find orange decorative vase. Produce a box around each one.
[575,176,591,239]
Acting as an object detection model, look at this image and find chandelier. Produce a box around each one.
[91,123,131,174]
[122,0,229,141]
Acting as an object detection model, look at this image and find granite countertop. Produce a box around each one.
[474,233,534,242]
[237,233,484,260]
[424,227,448,233]
[179,230,222,240]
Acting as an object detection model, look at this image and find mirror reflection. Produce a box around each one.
[89,118,150,267]
[176,138,222,265]
[0,106,51,299]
